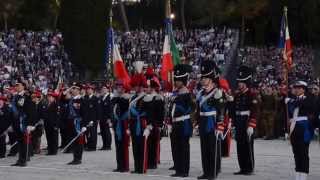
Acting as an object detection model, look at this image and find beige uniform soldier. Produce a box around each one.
[259,86,277,139]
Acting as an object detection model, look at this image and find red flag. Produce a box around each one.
[160,35,174,90]
[279,8,293,70]
[113,44,131,88]
[284,25,293,69]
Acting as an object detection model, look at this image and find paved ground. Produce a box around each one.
[0,137,320,180]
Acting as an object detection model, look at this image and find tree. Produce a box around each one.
[51,0,62,29]
[17,0,55,30]
[226,0,269,47]
[118,0,130,32]
[180,0,186,31]
[0,0,23,32]
[60,0,111,79]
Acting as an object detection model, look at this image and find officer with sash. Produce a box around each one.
[197,60,226,180]
[169,64,194,178]
[11,80,36,167]
[129,70,149,174]
[67,83,88,165]
[112,80,131,172]
[143,67,164,170]
[287,81,315,180]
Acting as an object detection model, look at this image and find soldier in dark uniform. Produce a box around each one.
[231,66,258,175]
[169,64,194,177]
[30,90,43,155]
[59,88,72,151]
[129,72,148,174]
[3,91,19,157]
[83,84,100,151]
[196,60,226,180]
[67,83,90,165]
[0,96,12,158]
[287,81,315,180]
[99,83,112,150]
[143,67,164,170]
[42,90,60,155]
[10,81,36,167]
[112,80,131,172]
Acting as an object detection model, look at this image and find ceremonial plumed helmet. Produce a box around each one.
[200,60,220,81]
[133,61,144,74]
[237,65,253,85]
[145,67,160,88]
[174,64,192,85]
[130,73,147,88]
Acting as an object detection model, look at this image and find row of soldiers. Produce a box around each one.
[0,60,319,180]
[0,80,113,165]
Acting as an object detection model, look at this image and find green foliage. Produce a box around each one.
[0,0,24,31]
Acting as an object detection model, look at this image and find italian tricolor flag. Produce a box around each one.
[113,44,131,88]
[160,32,181,90]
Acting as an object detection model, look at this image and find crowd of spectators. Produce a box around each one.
[0,28,238,91]
[0,30,74,91]
[115,28,238,73]
[241,46,315,86]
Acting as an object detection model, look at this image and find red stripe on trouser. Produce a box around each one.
[23,133,31,145]
[78,134,85,145]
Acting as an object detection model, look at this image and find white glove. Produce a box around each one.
[167,125,172,135]
[146,125,153,131]
[315,128,319,136]
[285,98,290,104]
[7,126,13,133]
[81,127,87,133]
[285,133,289,140]
[107,119,113,128]
[143,128,150,137]
[226,94,234,102]
[126,129,131,135]
[215,130,224,139]
[247,127,254,138]
[27,126,35,133]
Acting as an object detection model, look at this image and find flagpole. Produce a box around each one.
[165,0,174,91]
[282,6,290,140]
[109,8,114,80]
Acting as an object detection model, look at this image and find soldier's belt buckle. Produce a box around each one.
[235,111,250,116]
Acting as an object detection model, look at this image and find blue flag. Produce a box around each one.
[105,28,114,67]
[278,14,286,49]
